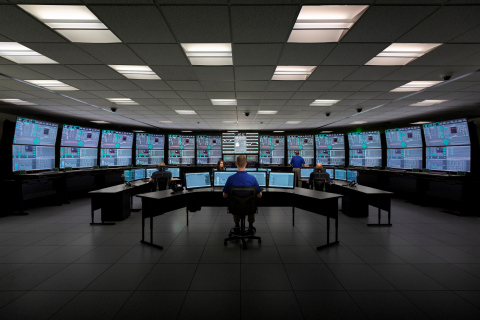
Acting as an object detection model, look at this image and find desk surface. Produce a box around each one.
[89,180,150,194]
[333,183,393,195]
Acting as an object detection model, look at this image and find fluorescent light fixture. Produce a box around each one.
[109,65,160,80]
[228,131,238,132]
[18,5,121,43]
[274,131,284,132]
[366,43,442,66]
[159,120,173,123]
[0,98,36,105]
[175,110,197,115]
[258,110,278,114]
[288,5,369,43]
[350,121,367,124]
[182,131,192,132]
[272,66,316,81]
[391,81,442,92]
[90,120,110,124]
[320,131,333,133]
[181,43,232,65]
[411,121,432,125]
[106,98,138,105]
[310,100,339,106]
[223,120,238,124]
[132,130,145,133]
[285,121,301,124]
[211,99,236,106]
[25,80,78,91]
[410,100,448,106]
[0,42,58,64]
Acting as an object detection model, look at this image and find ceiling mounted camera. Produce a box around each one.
[245,112,250,116]
[325,112,331,117]
[356,108,363,113]
[111,107,117,112]
[441,73,452,81]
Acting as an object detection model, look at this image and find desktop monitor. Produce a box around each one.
[166,167,180,178]
[146,168,156,178]
[134,169,145,180]
[223,155,235,162]
[425,146,471,172]
[213,171,236,187]
[347,170,358,183]
[124,170,134,182]
[226,168,237,171]
[335,169,347,181]
[100,148,132,166]
[249,171,267,187]
[245,168,257,172]
[257,168,271,173]
[268,172,295,189]
[300,168,314,178]
[185,172,211,189]
[325,168,334,179]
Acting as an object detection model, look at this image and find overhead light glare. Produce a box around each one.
[18,5,121,43]
[109,65,160,80]
[0,98,36,105]
[272,66,316,81]
[228,131,238,132]
[288,5,369,43]
[159,120,173,123]
[366,43,442,66]
[320,131,333,133]
[350,121,367,124]
[181,43,232,65]
[0,42,58,64]
[258,110,278,114]
[175,110,197,115]
[274,131,284,132]
[211,99,237,105]
[410,100,448,106]
[106,98,138,105]
[182,131,192,132]
[223,120,238,124]
[391,81,442,92]
[90,120,110,124]
[310,100,339,106]
[411,121,432,125]
[25,80,78,90]
[285,121,301,124]
[132,130,145,133]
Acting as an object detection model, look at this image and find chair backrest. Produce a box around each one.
[310,172,329,191]
[155,177,170,191]
[228,187,257,216]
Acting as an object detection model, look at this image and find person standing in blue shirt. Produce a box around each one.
[223,155,262,233]
[290,150,307,187]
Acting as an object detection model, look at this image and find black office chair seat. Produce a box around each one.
[224,187,261,250]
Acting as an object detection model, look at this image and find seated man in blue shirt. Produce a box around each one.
[290,150,307,187]
[149,162,173,189]
[223,155,262,233]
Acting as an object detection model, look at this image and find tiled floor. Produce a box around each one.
[1,196,480,319]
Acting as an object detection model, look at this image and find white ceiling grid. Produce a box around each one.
[0,0,479,132]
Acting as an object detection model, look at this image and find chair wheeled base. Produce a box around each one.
[224,220,261,250]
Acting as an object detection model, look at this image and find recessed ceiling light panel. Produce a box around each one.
[175,110,197,115]
[350,121,367,124]
[411,121,432,125]
[285,121,301,124]
[310,100,339,106]
[258,110,278,114]
[391,81,442,92]
[18,5,121,43]
[366,43,442,66]
[90,120,110,124]
[25,80,78,90]
[0,98,36,105]
[211,99,237,106]
[181,43,232,65]
[410,100,448,106]
[109,65,160,80]
[272,66,316,81]
[288,5,369,43]
[0,42,58,64]
[106,98,138,105]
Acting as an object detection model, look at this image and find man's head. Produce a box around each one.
[295,151,299,156]
[236,155,247,168]
[316,162,323,169]
[156,162,167,170]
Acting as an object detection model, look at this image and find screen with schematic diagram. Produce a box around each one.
[426,146,470,172]
[423,118,470,147]
[385,126,422,148]
[168,135,195,165]
[315,149,345,166]
[349,149,382,167]
[13,117,58,146]
[100,130,133,149]
[60,147,98,168]
[348,131,381,149]
[100,148,132,166]
[135,149,165,165]
[387,148,422,169]
[61,124,100,148]
[260,135,284,165]
[197,135,222,165]
[12,145,55,171]
[287,135,314,165]
[315,133,345,149]
[222,132,258,154]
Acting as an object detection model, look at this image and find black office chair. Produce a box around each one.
[154,177,170,191]
[224,187,261,250]
[310,172,330,191]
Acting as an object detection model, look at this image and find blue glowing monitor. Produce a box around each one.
[347,170,357,183]
[166,167,180,178]
[325,168,334,178]
[268,172,295,189]
[146,168,156,178]
[335,169,347,181]
[300,168,314,178]
[245,168,257,171]
[249,171,267,187]
[185,172,211,189]
[213,171,236,187]
[134,169,145,180]
[124,170,134,182]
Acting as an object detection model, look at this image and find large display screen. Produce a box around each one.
[349,149,382,167]
[213,171,236,187]
[260,135,285,165]
[135,133,165,150]
[315,133,345,150]
[385,126,422,148]
[100,130,134,149]
[100,148,132,166]
[423,118,470,147]
[60,147,98,168]
[197,135,221,165]
[61,124,100,148]
[168,135,195,165]
[387,148,422,169]
[426,146,471,172]
[316,149,345,166]
[12,145,55,171]
[135,149,164,165]
[185,172,211,189]
[13,117,58,146]
[168,149,195,165]
[348,131,382,149]
[287,135,314,165]
[222,132,259,154]
[168,135,195,149]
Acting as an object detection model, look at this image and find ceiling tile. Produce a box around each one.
[233,44,283,65]
[23,43,101,64]
[166,81,203,91]
[76,44,144,65]
[267,81,303,91]
[205,92,236,99]
[150,66,196,81]
[129,44,189,65]
[0,65,53,80]
[322,44,389,66]
[176,91,208,99]
[26,65,87,80]
[64,80,110,91]
[96,80,141,90]
[298,81,338,92]
[193,67,234,81]
[264,92,294,99]
[148,91,180,99]
[200,81,235,91]
[410,44,480,66]
[130,80,171,90]
[67,65,125,80]
[278,44,335,65]
[235,81,269,91]
[331,81,372,91]
[234,66,275,80]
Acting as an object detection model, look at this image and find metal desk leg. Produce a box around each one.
[140,214,163,250]
[90,199,115,226]
[335,214,338,243]
[316,214,339,250]
[367,195,392,227]
[186,207,189,226]
[292,207,295,226]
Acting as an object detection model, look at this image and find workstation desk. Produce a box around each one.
[137,187,342,251]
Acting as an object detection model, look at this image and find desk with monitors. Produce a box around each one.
[197,135,221,165]
[222,132,259,154]
[185,172,211,189]
[12,145,55,171]
[61,125,100,148]
[386,126,422,148]
[60,147,98,168]
[424,118,470,147]
[135,133,165,165]
[287,135,314,165]
[387,148,422,169]
[260,135,285,165]
[316,149,345,166]
[13,117,58,146]
[348,131,382,149]
[349,149,382,167]
[426,146,471,172]
[100,149,132,166]
[268,172,295,189]
[168,135,195,165]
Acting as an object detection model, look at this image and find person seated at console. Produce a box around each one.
[149,162,173,183]
[309,163,331,190]
[223,155,262,233]
[216,159,226,171]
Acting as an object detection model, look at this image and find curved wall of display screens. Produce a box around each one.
[168,135,195,165]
